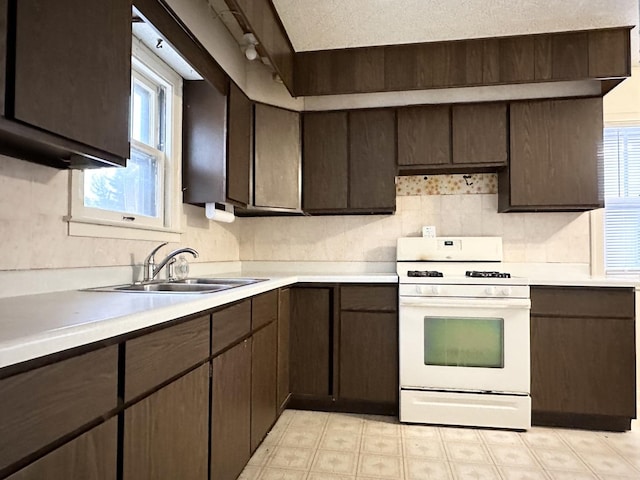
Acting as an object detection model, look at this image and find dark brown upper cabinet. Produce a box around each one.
[302,109,396,214]
[0,0,131,168]
[253,104,301,211]
[227,83,252,206]
[499,97,603,212]
[182,80,228,206]
[397,102,506,174]
[295,27,631,97]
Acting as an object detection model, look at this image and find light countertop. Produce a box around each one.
[0,272,397,370]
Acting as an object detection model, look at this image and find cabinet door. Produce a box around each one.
[12,0,130,158]
[302,111,348,211]
[531,315,635,418]
[452,103,507,165]
[534,32,588,81]
[349,109,397,211]
[183,80,227,205]
[254,104,300,210]
[290,288,332,397]
[251,321,277,452]
[227,83,252,205]
[339,312,398,404]
[123,365,209,480]
[277,288,291,411]
[7,419,117,480]
[589,29,631,78]
[505,98,602,210]
[211,340,251,480]
[397,105,450,167]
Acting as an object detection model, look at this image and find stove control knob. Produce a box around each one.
[500,287,512,296]
[485,286,496,296]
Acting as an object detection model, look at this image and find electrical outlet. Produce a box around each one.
[422,226,437,238]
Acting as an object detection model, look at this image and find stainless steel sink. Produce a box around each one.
[86,277,266,294]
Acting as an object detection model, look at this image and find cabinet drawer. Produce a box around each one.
[212,300,251,356]
[340,285,398,312]
[125,316,210,401]
[253,290,278,330]
[0,346,118,473]
[531,286,635,319]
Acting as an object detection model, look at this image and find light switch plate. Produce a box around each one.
[422,226,437,238]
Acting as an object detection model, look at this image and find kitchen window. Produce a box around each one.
[603,126,640,275]
[68,39,183,242]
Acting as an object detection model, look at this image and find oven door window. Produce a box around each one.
[424,317,504,368]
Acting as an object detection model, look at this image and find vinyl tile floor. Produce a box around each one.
[239,409,640,480]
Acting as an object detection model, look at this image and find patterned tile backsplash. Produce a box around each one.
[396,174,498,196]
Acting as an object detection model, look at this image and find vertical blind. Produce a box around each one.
[603,127,640,274]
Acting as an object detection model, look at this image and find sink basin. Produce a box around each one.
[85,277,266,294]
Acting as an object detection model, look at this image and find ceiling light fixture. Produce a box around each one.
[242,32,259,61]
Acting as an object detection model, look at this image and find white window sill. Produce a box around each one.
[67,217,182,242]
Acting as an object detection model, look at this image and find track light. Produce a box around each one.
[242,33,259,61]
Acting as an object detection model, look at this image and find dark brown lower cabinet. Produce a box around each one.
[339,311,398,405]
[290,288,332,397]
[211,340,251,480]
[277,288,291,411]
[251,321,278,452]
[7,418,117,480]
[123,364,209,480]
[530,286,636,431]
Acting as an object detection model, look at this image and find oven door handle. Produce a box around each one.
[399,297,531,309]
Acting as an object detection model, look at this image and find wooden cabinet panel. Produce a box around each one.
[125,316,210,402]
[290,288,332,396]
[0,1,6,116]
[339,312,398,404]
[397,105,450,166]
[483,36,535,83]
[251,321,277,452]
[13,0,130,158]
[531,286,635,319]
[7,419,117,480]
[227,83,252,206]
[211,340,251,480]
[123,364,209,480]
[503,97,603,210]
[254,104,301,210]
[182,80,227,205]
[278,289,291,411]
[531,315,635,417]
[253,290,278,330]
[212,300,251,356]
[0,346,117,473]
[535,32,588,81]
[384,44,428,91]
[348,109,396,211]
[452,103,507,165]
[302,111,349,211]
[589,29,631,78]
[340,285,398,312]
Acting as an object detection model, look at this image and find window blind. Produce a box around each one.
[603,127,640,274]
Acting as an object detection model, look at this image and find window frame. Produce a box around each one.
[67,39,183,242]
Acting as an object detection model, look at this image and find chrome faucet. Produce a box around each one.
[143,243,199,282]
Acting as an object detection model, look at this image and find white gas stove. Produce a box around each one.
[397,236,531,430]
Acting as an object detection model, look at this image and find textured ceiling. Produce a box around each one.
[271,0,638,52]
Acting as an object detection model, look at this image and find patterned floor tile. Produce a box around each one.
[249,443,277,466]
[449,462,501,480]
[404,458,452,480]
[326,414,365,435]
[357,453,404,478]
[310,450,359,476]
[402,423,441,439]
[579,451,638,476]
[480,429,525,446]
[361,436,402,455]
[320,431,361,452]
[486,444,539,468]
[440,427,481,443]
[364,420,402,438]
[498,465,550,480]
[521,428,566,450]
[403,437,447,459]
[306,473,355,480]
[239,465,263,480]
[259,467,308,480]
[268,446,315,470]
[289,411,330,431]
[532,448,589,472]
[280,427,323,449]
[445,441,492,464]
[545,470,598,480]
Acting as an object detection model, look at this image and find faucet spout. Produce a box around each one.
[152,247,199,281]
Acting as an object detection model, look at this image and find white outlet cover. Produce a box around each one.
[422,226,437,238]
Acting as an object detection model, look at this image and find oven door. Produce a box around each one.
[399,296,530,394]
